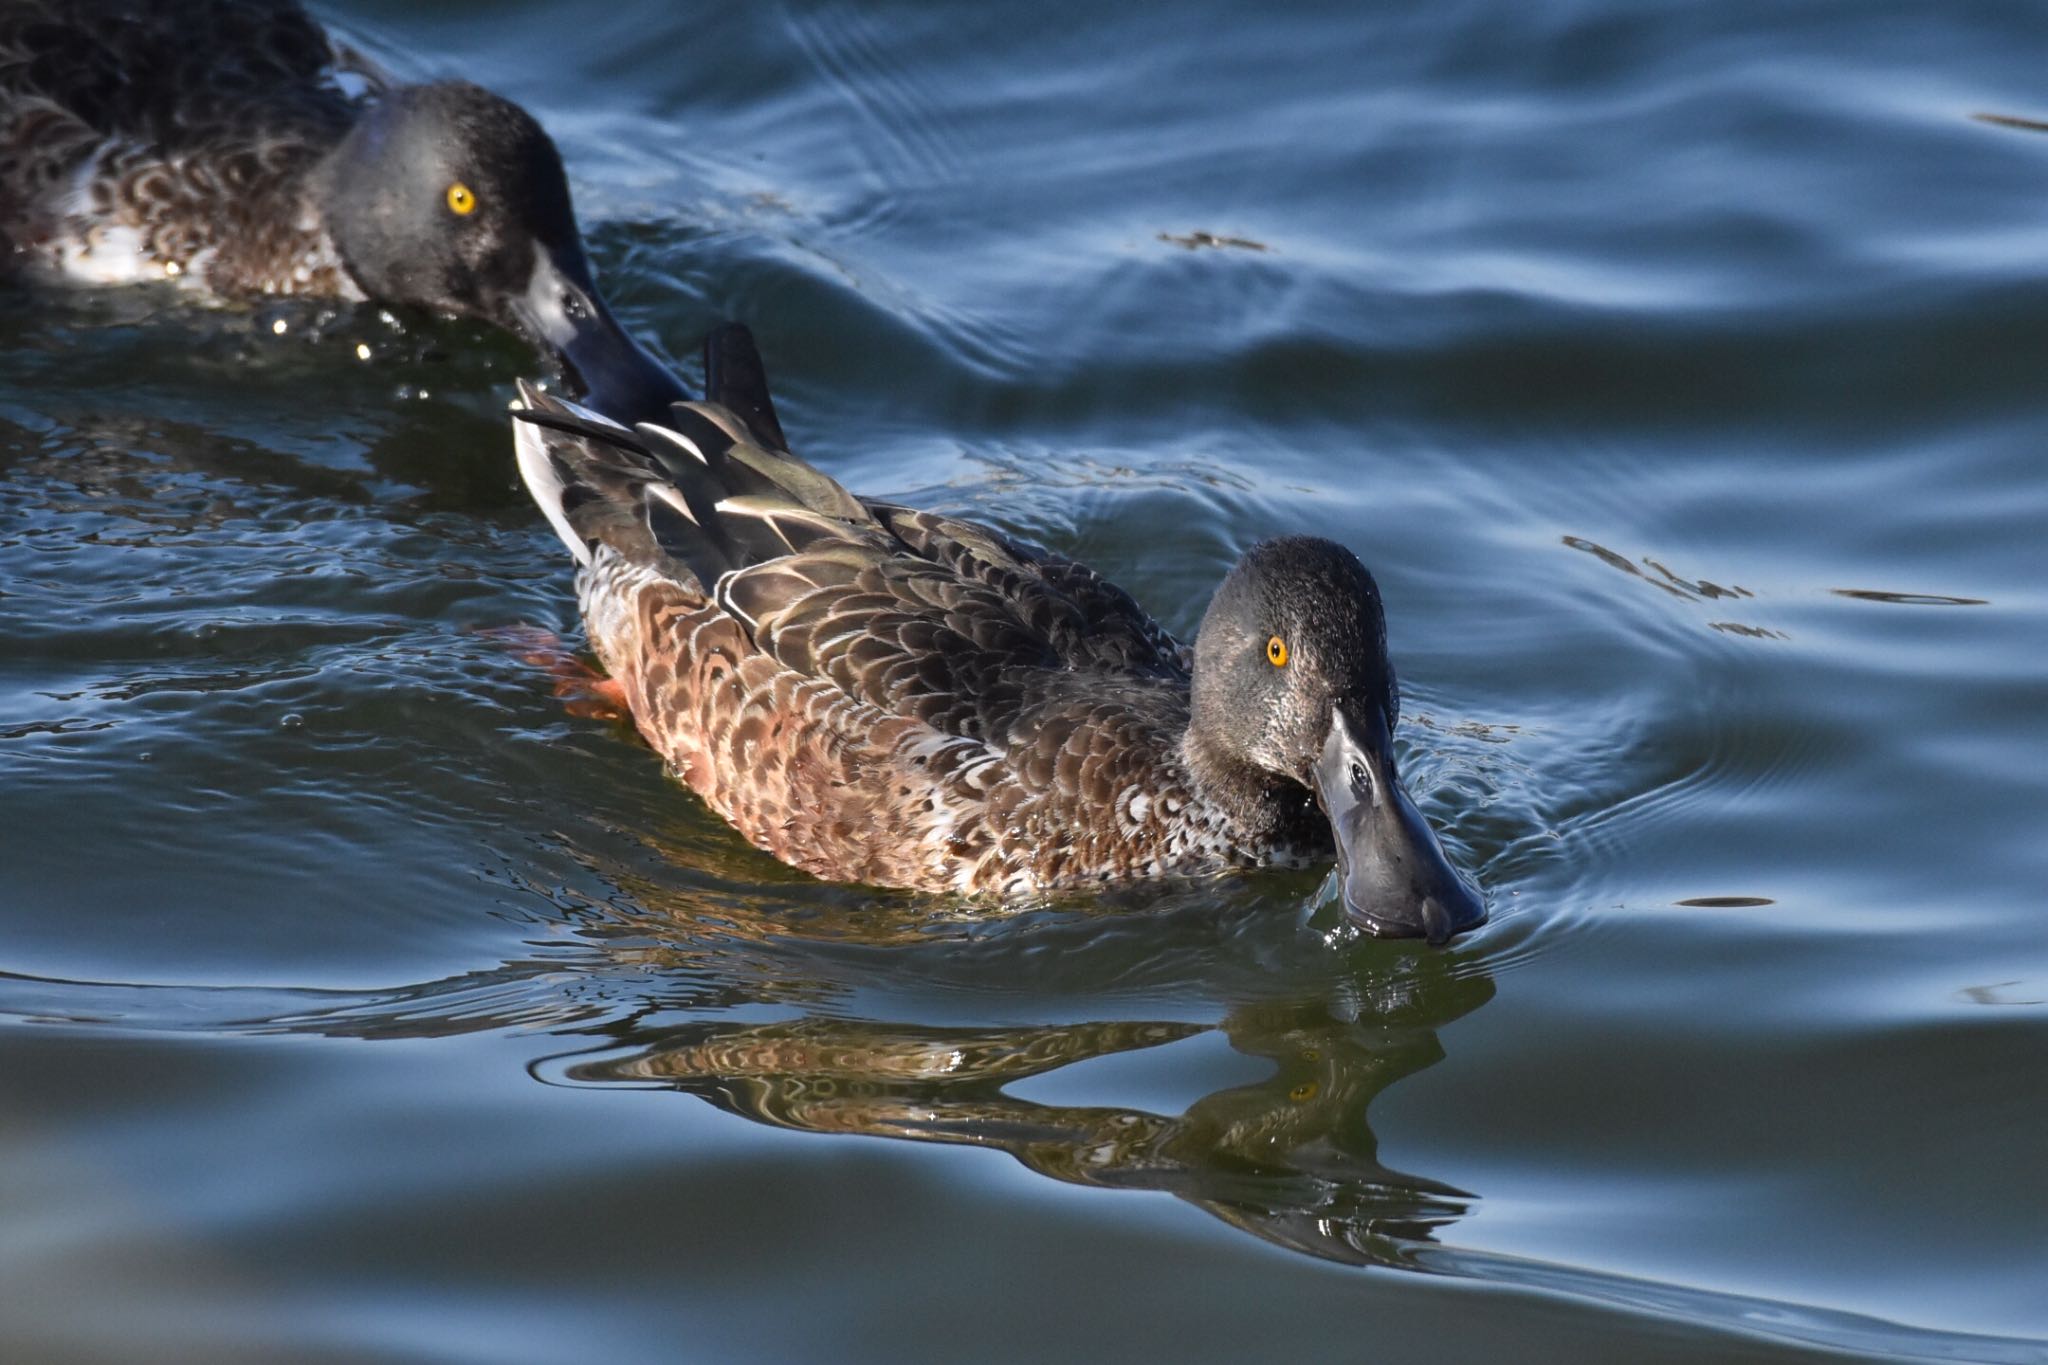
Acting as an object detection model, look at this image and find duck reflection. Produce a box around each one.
[562,957,1493,1270]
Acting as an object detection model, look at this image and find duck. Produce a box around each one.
[510,325,1485,943]
[0,0,682,421]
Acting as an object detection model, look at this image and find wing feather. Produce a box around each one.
[515,343,1187,750]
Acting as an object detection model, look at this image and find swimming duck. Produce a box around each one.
[0,0,681,420]
[511,326,1485,942]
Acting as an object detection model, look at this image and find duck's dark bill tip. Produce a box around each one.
[1345,896,1487,947]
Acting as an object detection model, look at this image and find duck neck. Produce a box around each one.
[1180,725,1318,847]
[303,142,362,267]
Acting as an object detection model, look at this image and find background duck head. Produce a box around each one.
[318,81,684,423]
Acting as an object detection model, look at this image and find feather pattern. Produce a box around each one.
[0,0,359,291]
[512,380,1331,899]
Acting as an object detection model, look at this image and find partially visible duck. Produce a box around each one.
[509,325,1485,942]
[0,0,682,420]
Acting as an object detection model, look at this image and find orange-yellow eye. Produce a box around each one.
[1266,635,1288,667]
[446,182,477,216]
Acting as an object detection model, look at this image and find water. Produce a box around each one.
[3,1,2045,1361]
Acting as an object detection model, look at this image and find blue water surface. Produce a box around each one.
[3,1,2046,1361]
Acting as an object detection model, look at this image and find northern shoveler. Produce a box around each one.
[510,326,1483,942]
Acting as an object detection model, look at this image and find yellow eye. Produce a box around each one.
[446,182,477,216]
[1266,635,1288,667]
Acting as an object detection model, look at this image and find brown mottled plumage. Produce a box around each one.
[510,327,1488,942]
[517,388,1316,898]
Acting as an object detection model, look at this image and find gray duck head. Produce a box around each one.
[1189,536,1485,945]
[319,81,683,422]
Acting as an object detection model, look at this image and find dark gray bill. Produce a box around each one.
[1310,705,1486,945]
[511,245,687,425]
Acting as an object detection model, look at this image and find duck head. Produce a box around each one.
[1188,536,1485,944]
[320,81,684,422]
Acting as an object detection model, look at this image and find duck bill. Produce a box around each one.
[1310,706,1486,945]
[509,245,687,425]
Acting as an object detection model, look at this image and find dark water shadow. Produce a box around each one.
[1829,588,1989,607]
[1561,534,1787,641]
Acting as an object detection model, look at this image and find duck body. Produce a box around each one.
[582,583,1323,897]
[0,0,683,420]
[519,405,1325,898]
[513,327,1486,940]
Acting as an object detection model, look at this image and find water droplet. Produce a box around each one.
[280,713,305,730]
[355,343,372,361]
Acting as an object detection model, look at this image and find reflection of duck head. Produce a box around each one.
[1166,983,1490,1267]
[558,952,1494,1271]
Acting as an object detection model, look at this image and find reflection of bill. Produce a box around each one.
[558,960,1494,1272]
